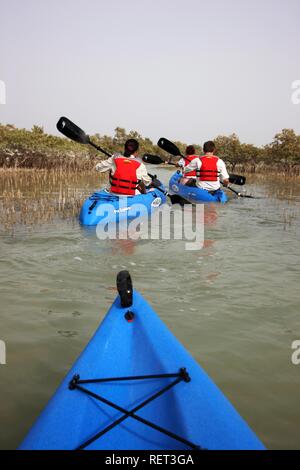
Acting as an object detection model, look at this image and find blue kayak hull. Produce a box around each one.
[20,291,264,450]
[169,172,228,204]
[79,185,167,226]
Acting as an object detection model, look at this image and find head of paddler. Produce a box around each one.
[186,145,196,155]
[203,140,215,156]
[124,139,139,158]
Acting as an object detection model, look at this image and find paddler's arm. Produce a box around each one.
[218,159,230,186]
[183,157,200,174]
[95,156,115,173]
[176,157,185,168]
[137,162,152,187]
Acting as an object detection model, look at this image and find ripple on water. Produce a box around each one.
[0,170,300,449]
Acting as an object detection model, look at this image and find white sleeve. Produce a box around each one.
[95,156,115,173]
[217,159,229,181]
[136,162,152,186]
[178,157,185,167]
[184,158,200,174]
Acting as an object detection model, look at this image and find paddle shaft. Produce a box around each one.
[57,117,170,196]
[224,184,257,199]
[88,140,169,196]
[157,138,246,186]
[91,144,173,200]
[89,141,111,158]
[96,135,252,201]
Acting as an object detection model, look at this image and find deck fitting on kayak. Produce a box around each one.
[88,200,97,213]
[68,368,200,451]
[179,367,191,383]
[116,270,133,308]
[124,310,135,322]
[69,374,80,390]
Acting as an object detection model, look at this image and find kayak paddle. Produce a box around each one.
[56,117,171,199]
[157,137,247,186]
[144,152,246,186]
[157,137,184,158]
[143,154,176,166]
[224,185,261,199]
[228,174,246,186]
[57,117,111,157]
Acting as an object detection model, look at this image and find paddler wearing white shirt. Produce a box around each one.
[176,145,199,185]
[95,139,152,195]
[183,141,230,192]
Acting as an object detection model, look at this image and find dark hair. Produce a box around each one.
[124,139,139,157]
[186,145,195,155]
[203,141,215,153]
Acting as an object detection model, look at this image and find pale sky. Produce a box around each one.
[1,0,300,146]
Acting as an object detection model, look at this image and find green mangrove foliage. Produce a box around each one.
[0,124,299,173]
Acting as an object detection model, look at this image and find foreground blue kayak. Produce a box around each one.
[169,172,228,204]
[79,182,167,226]
[20,272,264,450]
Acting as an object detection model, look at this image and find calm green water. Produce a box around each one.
[0,168,299,449]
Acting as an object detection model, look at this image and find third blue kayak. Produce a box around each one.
[169,172,228,204]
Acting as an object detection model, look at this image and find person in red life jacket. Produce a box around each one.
[176,145,199,185]
[95,139,152,195]
[183,141,229,192]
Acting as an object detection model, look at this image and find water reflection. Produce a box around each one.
[0,168,300,449]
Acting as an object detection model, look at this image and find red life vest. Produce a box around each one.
[110,157,141,195]
[198,156,219,181]
[184,155,198,177]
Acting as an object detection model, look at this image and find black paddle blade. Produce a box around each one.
[169,194,191,205]
[142,154,164,164]
[229,174,246,186]
[157,137,182,157]
[56,117,90,145]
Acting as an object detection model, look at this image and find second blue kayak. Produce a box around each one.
[20,271,264,451]
[169,172,228,204]
[79,181,167,226]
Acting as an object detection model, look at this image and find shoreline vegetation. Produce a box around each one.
[0,169,105,233]
[0,169,298,235]
[0,124,299,175]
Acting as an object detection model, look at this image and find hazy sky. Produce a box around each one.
[1,0,300,146]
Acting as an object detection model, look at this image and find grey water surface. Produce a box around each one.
[0,168,299,449]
